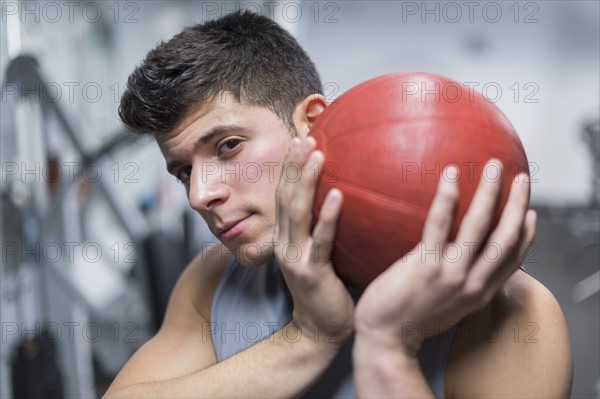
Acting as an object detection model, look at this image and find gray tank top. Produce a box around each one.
[211,258,456,398]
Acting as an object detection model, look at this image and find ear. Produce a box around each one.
[292,94,327,138]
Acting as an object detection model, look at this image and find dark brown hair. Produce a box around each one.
[118,11,323,135]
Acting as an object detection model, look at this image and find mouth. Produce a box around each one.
[217,214,253,240]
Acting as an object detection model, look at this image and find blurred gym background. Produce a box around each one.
[1,1,598,397]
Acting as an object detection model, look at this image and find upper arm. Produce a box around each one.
[447,270,573,398]
[104,245,227,395]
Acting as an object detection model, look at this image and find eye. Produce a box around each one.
[176,166,192,184]
[218,138,242,156]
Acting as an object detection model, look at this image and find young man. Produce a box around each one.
[105,11,572,398]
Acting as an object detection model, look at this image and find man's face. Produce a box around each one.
[157,93,299,266]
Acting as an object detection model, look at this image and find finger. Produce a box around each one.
[422,165,459,256]
[486,208,535,286]
[515,209,537,266]
[454,160,503,267]
[467,209,536,309]
[276,137,301,243]
[467,174,530,291]
[311,188,343,265]
[289,143,321,246]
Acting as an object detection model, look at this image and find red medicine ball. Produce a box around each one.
[309,72,530,293]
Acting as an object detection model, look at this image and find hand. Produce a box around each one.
[354,161,536,356]
[274,136,354,347]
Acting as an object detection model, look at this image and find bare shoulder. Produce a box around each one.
[446,270,573,398]
[104,242,231,395]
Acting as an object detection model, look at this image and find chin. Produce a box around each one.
[226,240,275,267]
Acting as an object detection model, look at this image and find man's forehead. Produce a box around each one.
[166,98,219,141]
[156,93,282,158]
[164,93,259,141]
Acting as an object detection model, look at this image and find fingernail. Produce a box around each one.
[445,166,458,182]
[529,209,537,223]
[308,150,321,165]
[326,189,340,206]
[488,159,503,169]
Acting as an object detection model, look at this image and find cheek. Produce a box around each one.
[241,139,289,190]
[239,164,279,205]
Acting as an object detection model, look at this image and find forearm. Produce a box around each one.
[104,323,339,398]
[353,332,435,399]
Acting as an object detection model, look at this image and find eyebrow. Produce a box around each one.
[166,124,246,175]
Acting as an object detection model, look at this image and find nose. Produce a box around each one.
[188,162,230,213]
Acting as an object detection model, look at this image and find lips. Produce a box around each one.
[217,215,252,239]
